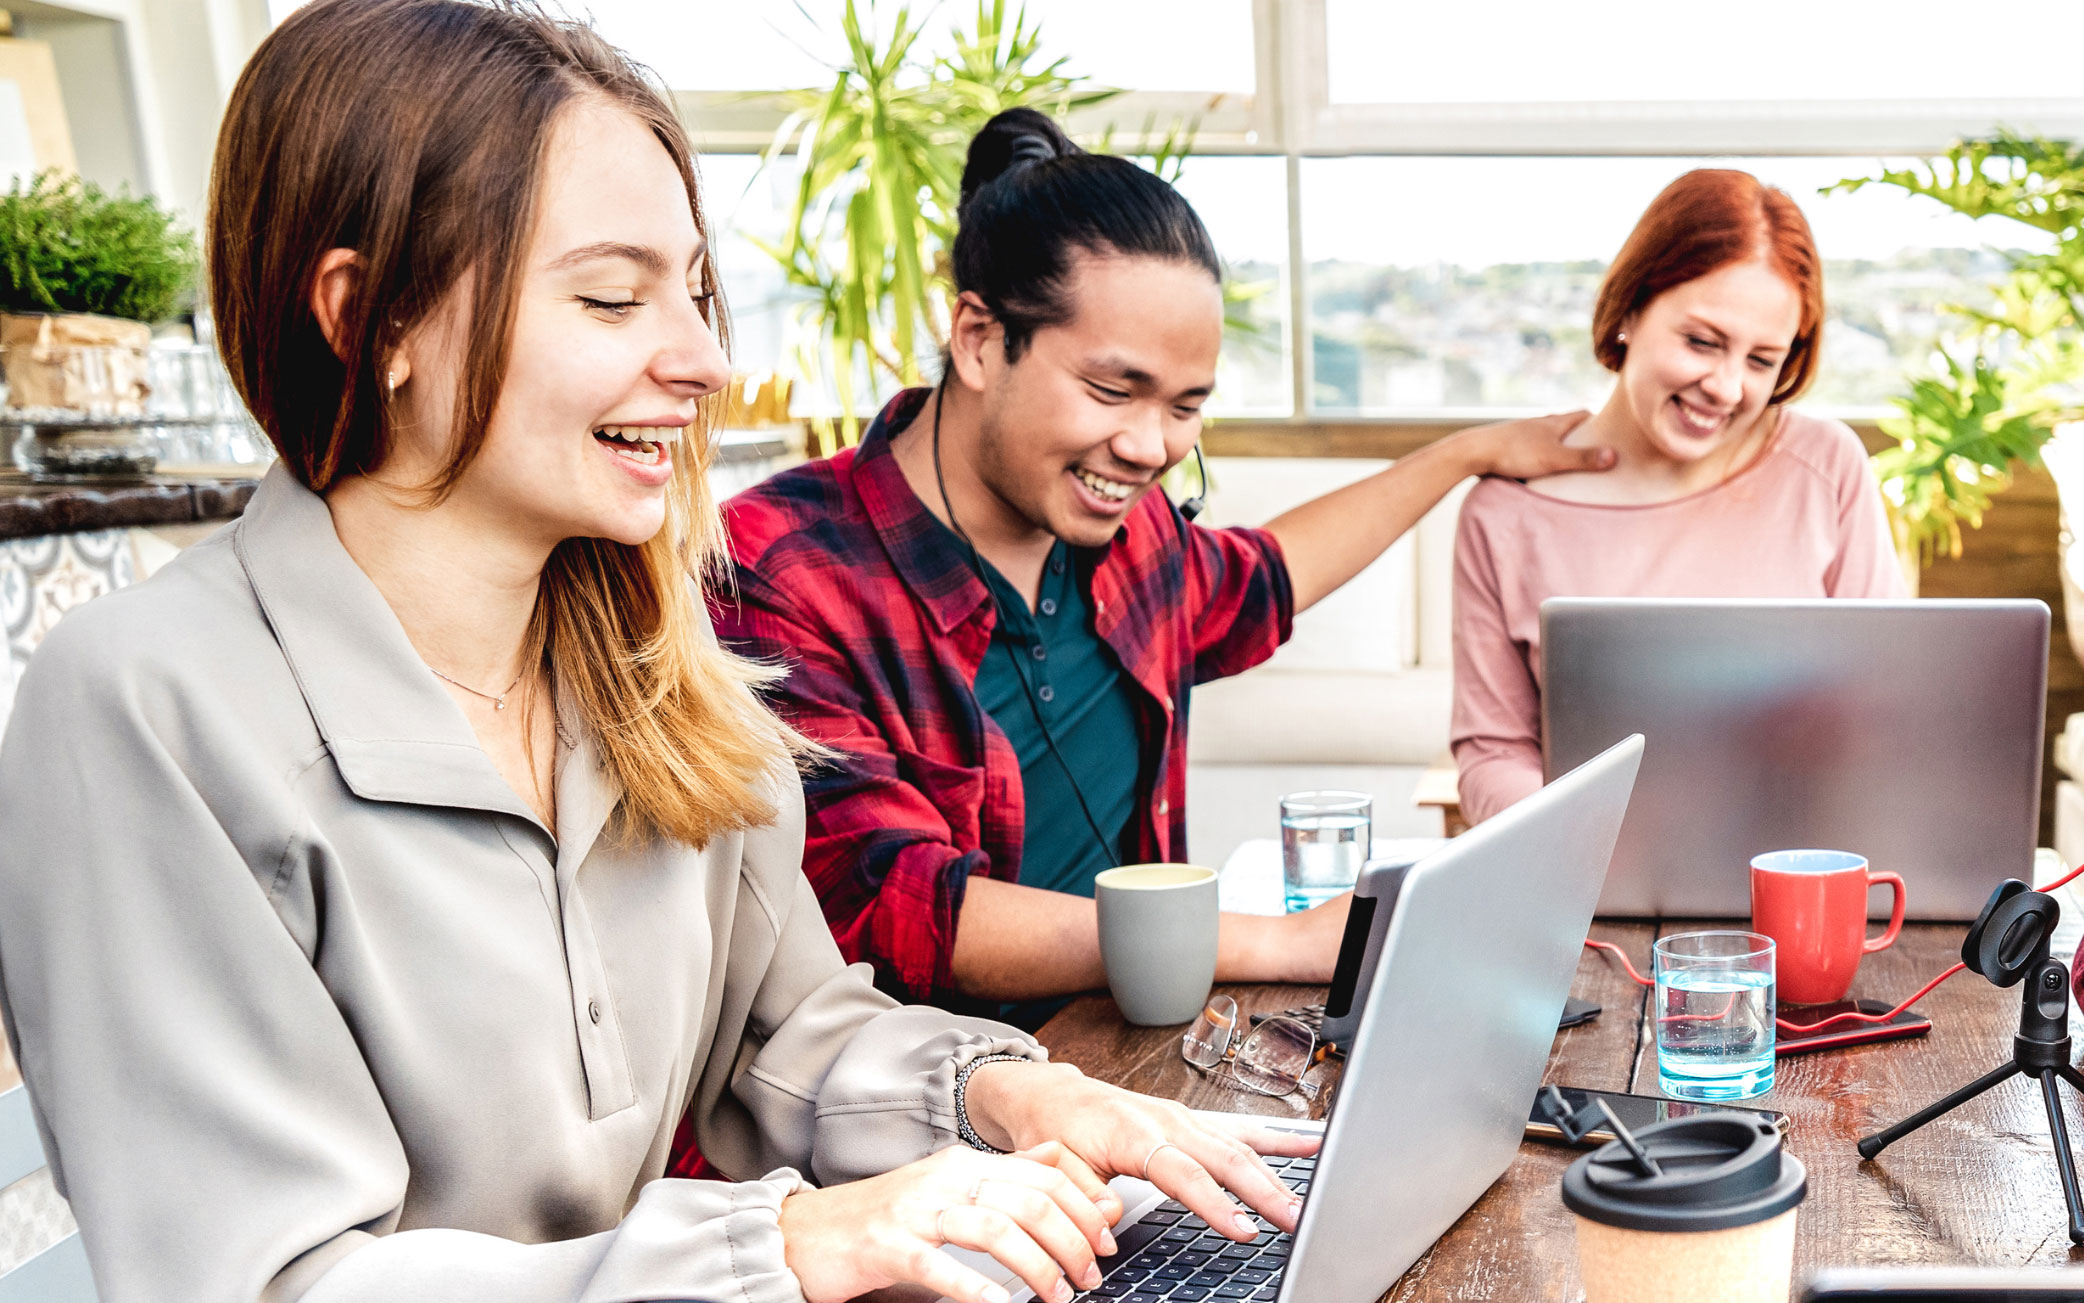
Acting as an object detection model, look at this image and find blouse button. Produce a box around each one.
[1039,598,1058,616]
[588,999,601,1025]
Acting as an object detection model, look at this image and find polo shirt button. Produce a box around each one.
[588,1000,601,1025]
[1031,644,1047,661]
[1163,694,1174,711]
[1157,799,1170,815]
[1038,685,1056,703]
[1050,556,1065,574]
[1039,598,1057,616]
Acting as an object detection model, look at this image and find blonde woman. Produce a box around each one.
[0,3,1310,1301]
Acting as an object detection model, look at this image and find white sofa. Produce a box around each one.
[1185,457,1466,868]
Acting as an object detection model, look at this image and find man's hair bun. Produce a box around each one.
[949,105,1218,363]
[960,106,1081,208]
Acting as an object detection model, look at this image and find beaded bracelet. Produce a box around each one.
[953,1052,1033,1154]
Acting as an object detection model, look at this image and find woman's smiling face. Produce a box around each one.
[1616,257,1802,465]
[390,98,728,550]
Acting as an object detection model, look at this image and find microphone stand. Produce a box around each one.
[1856,880,2084,1245]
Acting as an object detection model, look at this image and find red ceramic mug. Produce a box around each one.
[1750,849,1907,1005]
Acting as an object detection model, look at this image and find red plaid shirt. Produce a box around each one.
[712,388,1294,1005]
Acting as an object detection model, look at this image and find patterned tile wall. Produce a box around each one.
[0,529,138,743]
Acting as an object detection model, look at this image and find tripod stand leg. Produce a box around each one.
[1859,1061,2021,1159]
[2060,1064,2084,1098]
[2039,1071,2084,1246]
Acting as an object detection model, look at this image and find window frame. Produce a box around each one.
[676,0,2084,426]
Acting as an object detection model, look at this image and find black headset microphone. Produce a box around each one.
[1179,444,1209,522]
[930,381,1210,868]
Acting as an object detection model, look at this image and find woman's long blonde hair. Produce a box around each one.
[210,0,803,846]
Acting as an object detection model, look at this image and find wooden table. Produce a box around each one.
[1037,921,2084,1301]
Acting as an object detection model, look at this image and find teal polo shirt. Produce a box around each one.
[969,540,1143,897]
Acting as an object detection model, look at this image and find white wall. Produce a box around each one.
[16,0,268,218]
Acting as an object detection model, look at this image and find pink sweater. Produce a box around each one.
[1450,410,1907,825]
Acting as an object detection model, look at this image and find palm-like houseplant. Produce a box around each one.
[756,0,1119,454]
[1835,134,2084,564]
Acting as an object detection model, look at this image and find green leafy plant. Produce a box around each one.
[0,170,199,323]
[1834,134,2084,563]
[757,0,1117,453]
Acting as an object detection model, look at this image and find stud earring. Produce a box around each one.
[1617,331,1628,343]
[386,370,399,395]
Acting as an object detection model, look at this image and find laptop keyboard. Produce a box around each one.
[1072,1154,1313,1302]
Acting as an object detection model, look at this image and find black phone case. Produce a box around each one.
[1775,999,1932,1056]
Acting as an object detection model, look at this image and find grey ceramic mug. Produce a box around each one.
[1095,863,1221,1026]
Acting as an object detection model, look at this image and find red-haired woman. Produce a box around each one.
[1451,169,1906,825]
[0,2,1311,1300]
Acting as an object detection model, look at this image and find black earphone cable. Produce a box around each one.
[1180,443,1209,522]
[930,380,1122,869]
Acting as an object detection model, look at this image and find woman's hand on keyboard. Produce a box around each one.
[778,1141,1115,1303]
[963,1060,1322,1240]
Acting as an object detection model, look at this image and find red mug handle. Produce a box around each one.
[1864,869,1907,953]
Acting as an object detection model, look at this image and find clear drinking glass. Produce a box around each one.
[1280,790,1371,913]
[1654,930,1777,1101]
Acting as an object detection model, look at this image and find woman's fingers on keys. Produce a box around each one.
[1193,1129,1304,1233]
[1017,1141,1124,1230]
[900,1241,1014,1303]
[1142,1134,1278,1241]
[969,1154,1110,1272]
[994,1149,1116,1255]
[938,1204,1085,1303]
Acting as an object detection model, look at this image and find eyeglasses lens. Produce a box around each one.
[1233,1015,1315,1096]
[1182,995,1239,1070]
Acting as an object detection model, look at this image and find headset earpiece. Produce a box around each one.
[1180,444,1209,522]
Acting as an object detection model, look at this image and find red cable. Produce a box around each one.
[1579,859,2084,1037]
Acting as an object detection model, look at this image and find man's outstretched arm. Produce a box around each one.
[1264,411,1611,613]
[950,875,1352,1000]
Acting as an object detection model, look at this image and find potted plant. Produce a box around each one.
[0,169,199,416]
[755,0,1121,454]
[1834,135,2084,581]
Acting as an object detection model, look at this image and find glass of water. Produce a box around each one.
[1654,930,1777,1101]
[1280,791,1371,913]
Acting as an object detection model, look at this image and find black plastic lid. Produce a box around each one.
[1561,1112,1807,1233]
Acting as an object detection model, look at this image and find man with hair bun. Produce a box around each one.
[717,106,1615,1016]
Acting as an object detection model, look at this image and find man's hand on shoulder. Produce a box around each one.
[1459,410,1613,482]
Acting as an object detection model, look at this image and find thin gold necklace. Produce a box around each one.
[429,664,526,711]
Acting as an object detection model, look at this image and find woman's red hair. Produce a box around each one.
[1593,169,1825,405]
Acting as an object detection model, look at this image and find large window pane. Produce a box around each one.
[1171,156,1292,417]
[1326,0,2084,105]
[271,2,1255,93]
[699,153,807,381]
[586,0,1252,94]
[1302,156,2050,414]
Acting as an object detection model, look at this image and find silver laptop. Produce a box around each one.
[1543,598,2046,920]
[946,734,1643,1303]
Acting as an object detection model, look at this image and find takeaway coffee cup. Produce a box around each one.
[1095,863,1219,1026]
[1750,849,1906,1005]
[1564,1112,1807,1303]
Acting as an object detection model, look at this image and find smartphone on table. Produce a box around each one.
[1524,1085,1789,1145]
[1775,1000,1932,1055]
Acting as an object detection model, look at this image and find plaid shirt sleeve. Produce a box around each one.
[1180,518,1295,686]
[715,564,985,1003]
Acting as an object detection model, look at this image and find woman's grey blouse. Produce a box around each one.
[0,465,1041,1303]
